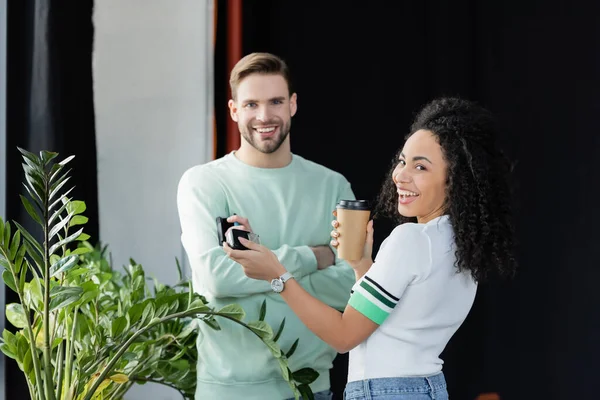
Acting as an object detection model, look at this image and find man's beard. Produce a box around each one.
[239,118,292,154]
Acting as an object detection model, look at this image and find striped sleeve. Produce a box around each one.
[348,224,431,325]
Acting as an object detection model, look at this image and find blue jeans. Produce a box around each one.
[286,389,333,400]
[344,373,448,399]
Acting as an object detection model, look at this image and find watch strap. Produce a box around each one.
[280,271,293,283]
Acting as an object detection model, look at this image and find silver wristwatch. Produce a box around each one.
[270,272,294,293]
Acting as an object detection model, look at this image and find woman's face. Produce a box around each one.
[392,129,448,223]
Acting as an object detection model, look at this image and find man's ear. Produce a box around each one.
[228,99,239,122]
[290,93,298,117]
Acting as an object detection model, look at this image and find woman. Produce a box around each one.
[224,97,517,399]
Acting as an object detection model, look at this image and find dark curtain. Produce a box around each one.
[4,1,97,398]
[211,1,600,399]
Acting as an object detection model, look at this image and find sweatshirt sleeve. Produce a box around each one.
[177,168,318,298]
[290,180,357,311]
[348,224,432,325]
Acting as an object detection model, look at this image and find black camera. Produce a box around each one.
[216,216,260,250]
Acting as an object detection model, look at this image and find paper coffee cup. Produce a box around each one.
[335,200,371,261]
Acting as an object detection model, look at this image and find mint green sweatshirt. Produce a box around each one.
[176,152,356,399]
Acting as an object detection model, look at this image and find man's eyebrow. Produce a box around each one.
[242,96,286,104]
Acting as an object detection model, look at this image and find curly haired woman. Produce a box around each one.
[224,97,517,400]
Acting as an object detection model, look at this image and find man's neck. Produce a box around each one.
[235,140,292,169]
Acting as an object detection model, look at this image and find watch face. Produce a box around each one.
[271,278,284,293]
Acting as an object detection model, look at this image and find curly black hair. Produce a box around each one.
[374,97,517,282]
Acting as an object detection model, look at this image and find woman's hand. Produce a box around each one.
[330,210,375,273]
[227,214,253,233]
[223,238,287,281]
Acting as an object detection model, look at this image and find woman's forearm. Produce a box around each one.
[278,278,349,353]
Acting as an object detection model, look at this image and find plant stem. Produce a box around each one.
[82,309,261,400]
[63,307,78,395]
[0,246,45,400]
[54,339,64,399]
[43,178,56,400]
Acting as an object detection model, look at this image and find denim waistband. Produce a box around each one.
[345,373,447,399]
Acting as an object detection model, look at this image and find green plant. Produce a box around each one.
[0,148,318,400]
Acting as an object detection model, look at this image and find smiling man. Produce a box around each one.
[176,52,356,400]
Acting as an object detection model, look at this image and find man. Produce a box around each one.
[177,52,355,399]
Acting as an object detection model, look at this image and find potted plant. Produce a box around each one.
[0,148,318,399]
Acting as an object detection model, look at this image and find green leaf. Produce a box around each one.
[19,262,27,292]
[22,183,43,210]
[8,230,20,260]
[69,215,88,227]
[297,384,315,400]
[203,316,220,331]
[18,147,40,167]
[188,298,206,309]
[50,255,79,277]
[3,220,10,250]
[176,319,198,340]
[13,221,43,259]
[22,240,43,273]
[74,280,99,306]
[111,316,128,338]
[49,286,83,311]
[76,233,91,242]
[247,321,273,340]
[22,163,45,201]
[140,301,156,326]
[278,358,290,381]
[49,196,71,224]
[49,227,84,255]
[49,176,71,201]
[286,338,299,359]
[23,278,43,311]
[0,343,17,360]
[175,257,183,281]
[292,368,319,385]
[259,299,266,322]
[22,348,33,375]
[49,213,74,240]
[0,217,4,244]
[217,304,245,321]
[40,150,59,165]
[8,232,20,262]
[262,338,282,358]
[66,200,86,216]
[2,330,16,347]
[58,154,75,167]
[273,318,286,342]
[14,243,27,274]
[69,247,92,256]
[19,195,42,226]
[6,303,28,328]
[2,270,17,293]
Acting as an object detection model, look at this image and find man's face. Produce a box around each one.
[228,73,297,154]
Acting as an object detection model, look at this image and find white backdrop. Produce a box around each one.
[93,1,214,399]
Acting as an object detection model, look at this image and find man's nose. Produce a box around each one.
[256,106,270,122]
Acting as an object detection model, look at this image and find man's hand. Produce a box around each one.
[310,245,335,270]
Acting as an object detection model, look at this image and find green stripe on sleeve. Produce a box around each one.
[348,291,389,325]
[359,280,396,309]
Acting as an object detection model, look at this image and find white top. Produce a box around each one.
[347,215,478,381]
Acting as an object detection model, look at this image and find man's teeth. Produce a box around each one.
[397,190,418,197]
[255,127,275,133]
